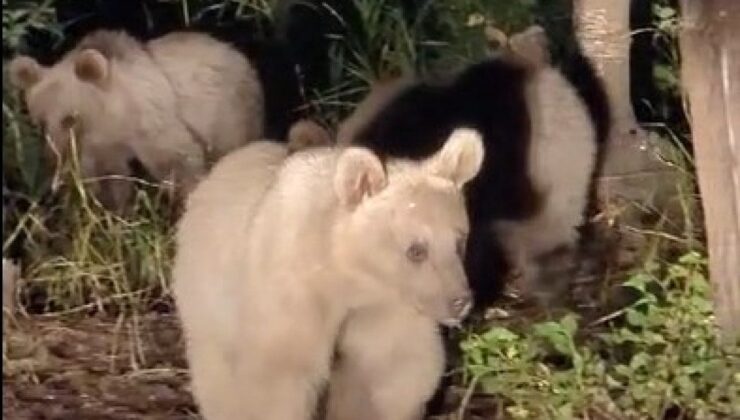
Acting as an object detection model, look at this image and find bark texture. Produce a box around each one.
[679,0,740,342]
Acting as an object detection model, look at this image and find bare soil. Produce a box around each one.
[1,313,476,420]
[1,302,609,420]
[3,313,196,420]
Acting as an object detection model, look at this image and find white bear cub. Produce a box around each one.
[174,128,484,420]
[9,30,263,211]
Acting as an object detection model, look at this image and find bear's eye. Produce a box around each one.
[60,114,77,130]
[406,241,428,263]
[456,236,467,258]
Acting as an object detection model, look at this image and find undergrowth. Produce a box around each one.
[3,130,176,315]
[461,253,740,419]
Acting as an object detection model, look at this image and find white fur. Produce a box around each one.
[147,32,264,157]
[326,304,444,420]
[507,25,551,68]
[174,130,483,420]
[174,141,289,420]
[431,128,486,187]
[492,67,596,295]
[9,30,264,210]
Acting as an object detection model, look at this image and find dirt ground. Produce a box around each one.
[2,312,510,420]
[1,295,616,420]
[3,313,196,420]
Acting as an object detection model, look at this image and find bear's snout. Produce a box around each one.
[441,293,472,327]
[451,294,473,317]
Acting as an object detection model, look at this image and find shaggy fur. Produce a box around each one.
[174,129,484,420]
[9,29,264,211]
[337,26,611,306]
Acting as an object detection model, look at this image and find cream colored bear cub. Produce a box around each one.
[9,30,264,211]
[174,128,484,420]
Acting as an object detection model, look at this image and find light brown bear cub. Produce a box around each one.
[174,128,484,420]
[9,30,264,211]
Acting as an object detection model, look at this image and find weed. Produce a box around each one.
[461,252,740,419]
[6,132,176,315]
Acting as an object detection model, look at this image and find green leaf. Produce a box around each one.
[654,5,677,20]
[623,273,651,294]
[630,352,651,371]
[626,308,648,327]
[606,374,624,389]
[560,314,579,336]
[614,364,633,378]
[481,327,519,344]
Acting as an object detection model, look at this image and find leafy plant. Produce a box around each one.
[2,0,60,52]
[461,252,740,419]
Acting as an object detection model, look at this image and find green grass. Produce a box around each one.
[3,129,176,315]
[312,0,556,124]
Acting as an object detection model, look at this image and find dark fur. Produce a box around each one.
[352,56,538,309]
[355,58,541,222]
[351,52,611,309]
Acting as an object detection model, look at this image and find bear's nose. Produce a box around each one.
[450,295,473,320]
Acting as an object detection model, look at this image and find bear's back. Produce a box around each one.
[245,147,339,274]
[174,141,288,337]
[148,32,265,155]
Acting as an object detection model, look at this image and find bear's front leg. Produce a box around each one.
[129,127,207,202]
[188,315,334,420]
[96,144,138,214]
[227,302,336,420]
[326,305,445,420]
[185,337,245,420]
[77,144,135,214]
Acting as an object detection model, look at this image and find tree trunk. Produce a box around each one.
[574,0,687,234]
[679,0,740,343]
[573,0,637,141]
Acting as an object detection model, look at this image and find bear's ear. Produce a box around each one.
[74,49,109,85]
[287,119,333,153]
[9,56,44,91]
[429,128,485,188]
[334,147,387,209]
